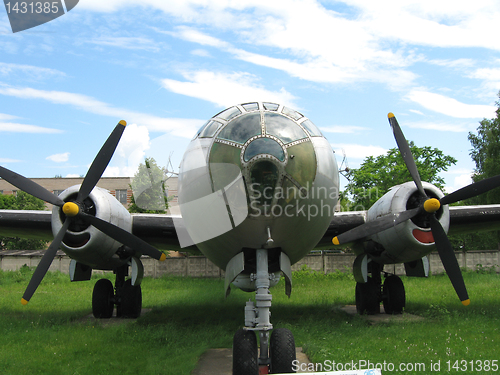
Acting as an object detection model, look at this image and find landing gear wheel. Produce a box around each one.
[92,279,114,318]
[232,329,258,375]
[383,275,405,314]
[269,328,296,373]
[119,279,142,318]
[355,277,380,315]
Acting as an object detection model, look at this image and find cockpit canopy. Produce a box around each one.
[194,102,323,144]
[195,102,325,216]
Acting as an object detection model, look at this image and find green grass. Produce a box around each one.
[0,266,499,374]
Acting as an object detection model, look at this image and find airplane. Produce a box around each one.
[1,102,500,375]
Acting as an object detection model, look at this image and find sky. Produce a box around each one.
[1,0,499,194]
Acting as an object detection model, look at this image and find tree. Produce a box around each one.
[0,191,48,250]
[452,91,500,250]
[128,157,170,214]
[468,91,500,204]
[344,142,456,211]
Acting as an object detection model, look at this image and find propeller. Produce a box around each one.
[0,120,166,305]
[333,113,500,306]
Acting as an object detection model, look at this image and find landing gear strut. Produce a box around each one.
[92,263,142,319]
[355,260,406,315]
[232,249,296,374]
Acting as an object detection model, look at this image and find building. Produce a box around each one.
[0,177,178,210]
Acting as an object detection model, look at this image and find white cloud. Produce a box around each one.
[0,113,18,121]
[405,121,471,132]
[46,152,70,163]
[191,49,212,58]
[0,85,202,137]
[169,26,417,89]
[0,62,66,79]
[0,158,21,163]
[103,123,151,177]
[320,125,368,134]
[0,122,63,133]
[331,143,388,160]
[406,90,497,118]
[443,169,474,194]
[161,70,298,108]
[88,37,161,52]
[82,1,500,90]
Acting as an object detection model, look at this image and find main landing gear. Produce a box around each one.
[355,260,406,315]
[232,249,296,374]
[92,263,142,319]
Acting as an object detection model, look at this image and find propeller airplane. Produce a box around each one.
[1,103,500,374]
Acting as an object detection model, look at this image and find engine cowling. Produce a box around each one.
[366,181,450,264]
[51,185,132,269]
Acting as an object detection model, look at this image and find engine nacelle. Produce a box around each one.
[51,185,132,269]
[366,181,449,264]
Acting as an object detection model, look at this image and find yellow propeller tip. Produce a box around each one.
[119,120,127,126]
[462,299,470,306]
[332,237,340,246]
[62,202,79,217]
[21,298,29,305]
[160,253,167,261]
[388,112,395,118]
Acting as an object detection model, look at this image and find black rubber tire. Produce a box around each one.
[119,279,142,318]
[92,278,114,319]
[355,277,380,315]
[270,328,296,373]
[232,329,258,375]
[383,275,406,314]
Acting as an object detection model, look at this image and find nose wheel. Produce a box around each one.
[232,249,296,374]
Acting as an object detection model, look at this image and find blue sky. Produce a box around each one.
[1,0,499,193]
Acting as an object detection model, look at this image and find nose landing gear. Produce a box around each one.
[232,249,296,374]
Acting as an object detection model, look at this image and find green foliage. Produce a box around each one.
[344,142,456,210]
[128,157,170,214]
[0,190,46,210]
[468,91,500,205]
[447,92,500,249]
[0,191,48,250]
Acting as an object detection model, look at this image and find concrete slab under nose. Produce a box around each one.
[191,347,313,374]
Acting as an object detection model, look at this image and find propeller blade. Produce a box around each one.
[388,113,426,197]
[333,207,421,245]
[429,215,470,305]
[77,120,127,202]
[0,166,65,207]
[78,212,166,261]
[21,219,70,305]
[441,174,500,206]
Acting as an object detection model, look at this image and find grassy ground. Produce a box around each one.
[0,266,498,374]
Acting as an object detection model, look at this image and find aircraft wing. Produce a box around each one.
[315,204,500,247]
[0,210,53,241]
[0,210,185,251]
[2,204,500,250]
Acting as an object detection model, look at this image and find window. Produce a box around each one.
[116,189,128,204]
[264,113,307,144]
[243,137,285,162]
[217,113,262,144]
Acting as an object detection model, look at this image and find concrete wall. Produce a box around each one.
[1,250,499,277]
